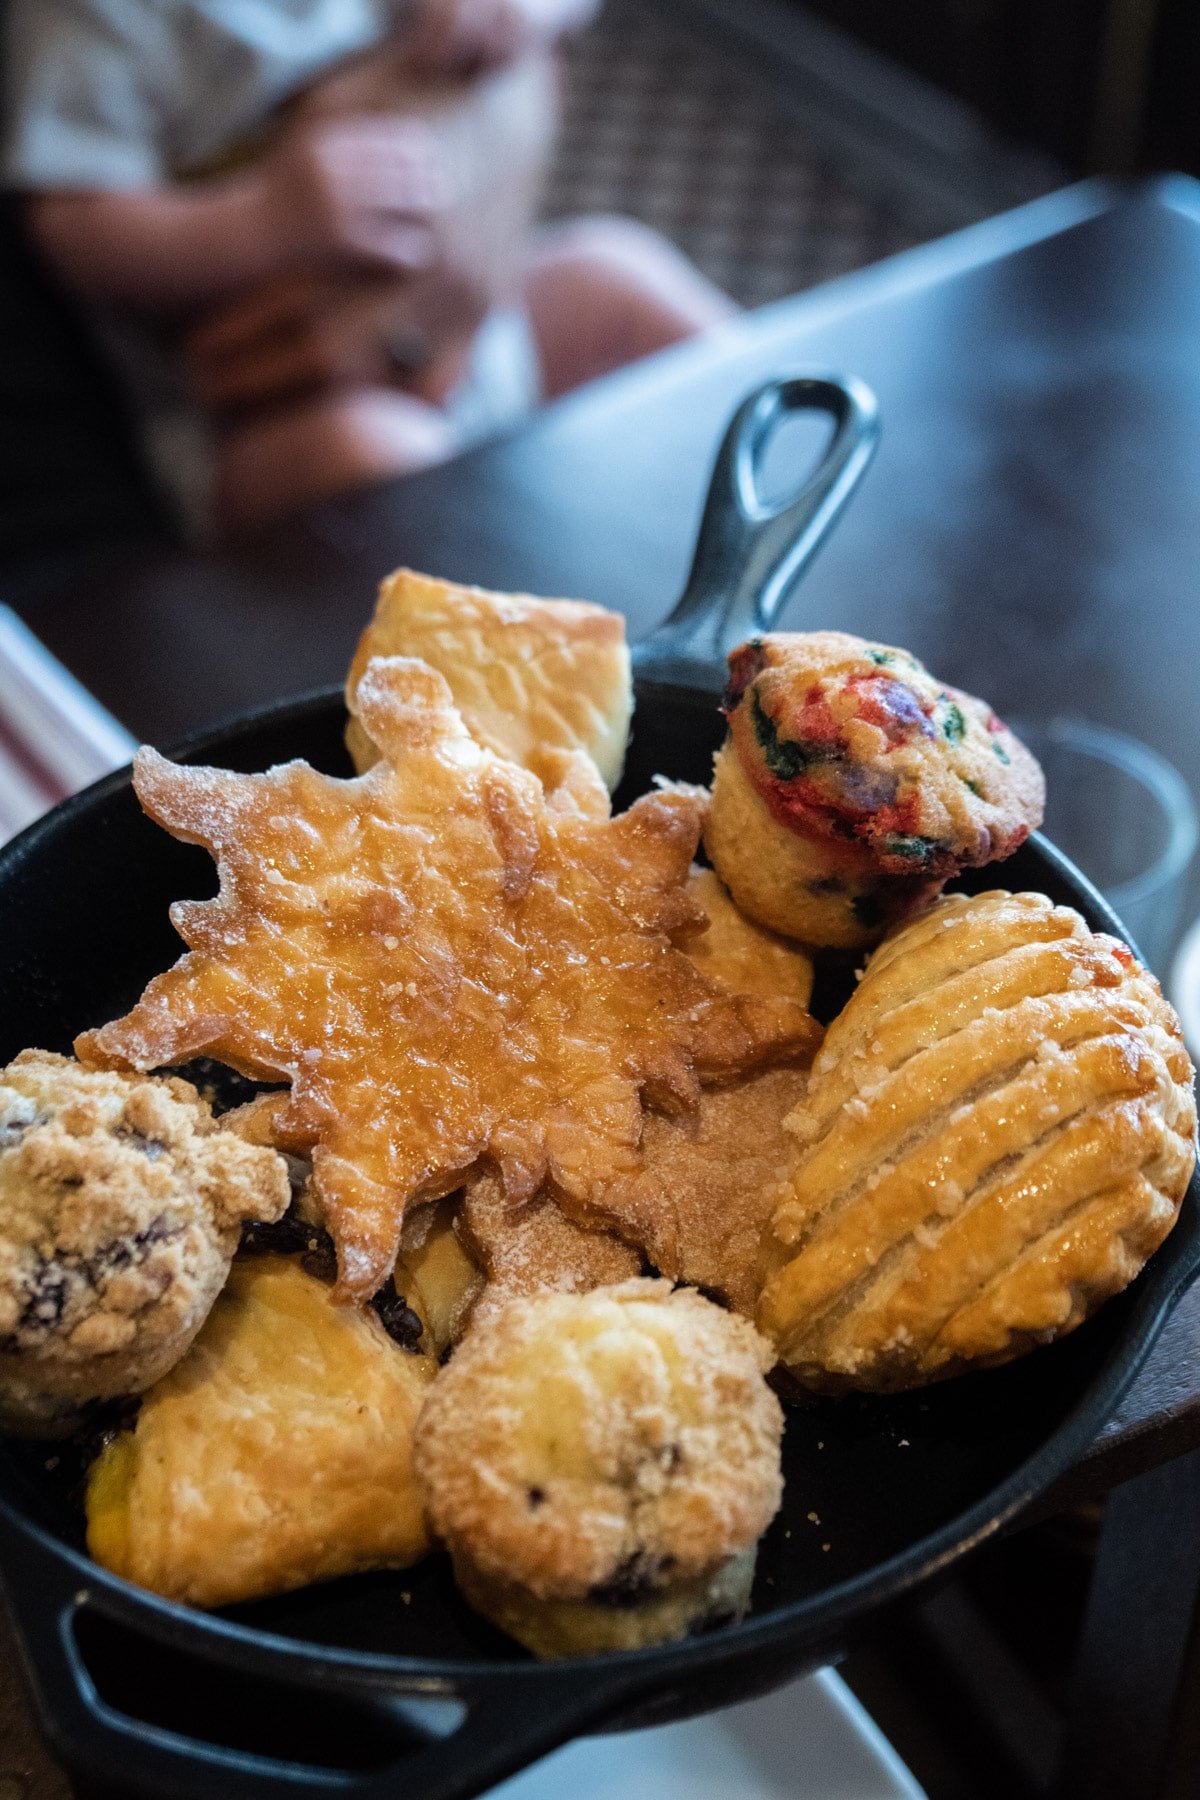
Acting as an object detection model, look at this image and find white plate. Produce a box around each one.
[487,1668,926,1799]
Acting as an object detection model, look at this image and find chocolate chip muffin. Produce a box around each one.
[413,1279,783,1657]
[0,1051,289,1433]
[705,632,1044,948]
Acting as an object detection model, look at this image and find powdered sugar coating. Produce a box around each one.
[458,1175,640,1333]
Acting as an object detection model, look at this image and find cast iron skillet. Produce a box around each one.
[0,377,1197,1800]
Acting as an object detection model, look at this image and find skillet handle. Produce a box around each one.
[631,372,880,691]
[0,1526,643,1800]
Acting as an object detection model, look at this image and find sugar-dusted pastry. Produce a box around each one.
[0,1052,289,1435]
[758,892,1198,1390]
[705,632,1044,948]
[685,868,814,1010]
[532,870,812,1317]
[570,1065,808,1317]
[458,1174,641,1332]
[86,1257,436,1607]
[413,1280,783,1657]
[345,567,633,793]
[456,874,816,1324]
[539,869,811,1317]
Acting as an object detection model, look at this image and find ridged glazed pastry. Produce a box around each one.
[413,1280,783,1657]
[345,567,632,794]
[758,892,1197,1390]
[87,1258,435,1606]
[705,633,1044,948]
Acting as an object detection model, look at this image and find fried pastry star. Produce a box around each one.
[79,659,817,1298]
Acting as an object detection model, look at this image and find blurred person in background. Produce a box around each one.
[2,0,734,533]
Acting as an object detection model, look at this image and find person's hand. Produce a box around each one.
[184,275,402,409]
[406,0,597,78]
[262,116,448,272]
[183,267,487,412]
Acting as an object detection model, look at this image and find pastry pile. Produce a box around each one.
[0,575,1192,1661]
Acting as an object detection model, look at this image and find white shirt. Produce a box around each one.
[2,0,415,188]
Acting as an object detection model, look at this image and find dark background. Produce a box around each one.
[798,0,1199,176]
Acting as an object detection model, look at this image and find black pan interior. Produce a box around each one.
[0,682,1186,1683]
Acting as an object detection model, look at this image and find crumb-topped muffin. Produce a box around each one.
[0,1051,289,1433]
[705,632,1044,947]
[413,1279,783,1657]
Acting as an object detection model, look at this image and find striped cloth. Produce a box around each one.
[0,607,135,843]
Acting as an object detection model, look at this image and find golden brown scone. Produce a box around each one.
[86,1258,435,1607]
[685,868,814,1010]
[345,567,632,793]
[458,1175,641,1332]
[0,1052,289,1435]
[758,892,1198,1390]
[414,1280,783,1657]
[705,633,1044,948]
[567,1065,808,1318]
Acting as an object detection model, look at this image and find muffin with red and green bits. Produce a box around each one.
[704,632,1044,949]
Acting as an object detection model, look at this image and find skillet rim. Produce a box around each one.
[0,679,1196,1691]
